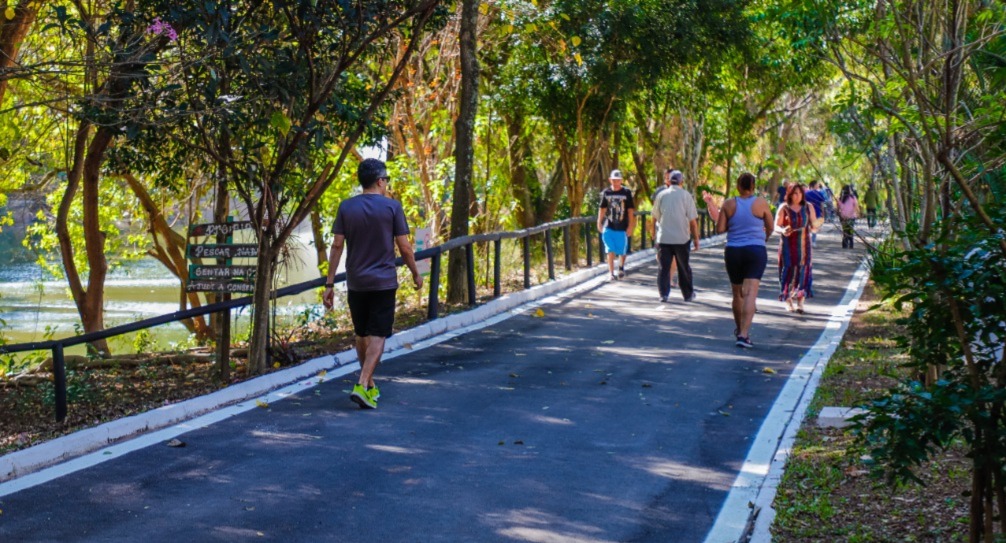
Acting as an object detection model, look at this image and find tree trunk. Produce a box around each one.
[213,175,231,381]
[121,174,210,338]
[246,235,276,375]
[77,127,115,355]
[446,0,480,304]
[310,210,327,277]
[505,111,538,228]
[0,1,39,106]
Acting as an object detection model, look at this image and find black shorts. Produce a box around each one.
[347,288,397,338]
[724,246,768,285]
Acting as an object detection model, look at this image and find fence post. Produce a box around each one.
[52,343,67,422]
[562,226,572,270]
[465,243,476,306]
[641,215,647,249]
[427,252,441,320]
[586,224,593,266]
[545,230,555,280]
[598,230,604,264]
[522,236,531,289]
[493,239,501,298]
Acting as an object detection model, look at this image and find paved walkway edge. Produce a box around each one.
[3,238,725,489]
[702,257,872,543]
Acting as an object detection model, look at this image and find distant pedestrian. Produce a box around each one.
[652,170,699,302]
[837,185,859,249]
[323,158,423,410]
[651,168,673,203]
[704,173,774,348]
[864,183,879,228]
[804,181,827,248]
[776,183,818,314]
[597,169,636,281]
[776,180,789,207]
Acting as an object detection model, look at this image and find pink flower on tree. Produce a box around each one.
[147,17,178,41]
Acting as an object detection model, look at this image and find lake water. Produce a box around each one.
[0,231,327,356]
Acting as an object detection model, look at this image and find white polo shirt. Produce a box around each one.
[652,185,698,245]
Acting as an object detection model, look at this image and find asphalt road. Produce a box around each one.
[0,227,869,543]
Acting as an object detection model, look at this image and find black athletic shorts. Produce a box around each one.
[347,288,397,338]
[724,246,768,285]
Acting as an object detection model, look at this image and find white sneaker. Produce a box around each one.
[609,274,618,281]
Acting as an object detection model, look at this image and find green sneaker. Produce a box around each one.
[368,385,380,401]
[350,384,377,409]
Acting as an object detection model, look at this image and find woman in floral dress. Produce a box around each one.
[776,183,819,313]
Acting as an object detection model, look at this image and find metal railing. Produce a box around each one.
[0,209,711,421]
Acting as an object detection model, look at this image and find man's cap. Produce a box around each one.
[669,170,683,184]
[609,169,623,180]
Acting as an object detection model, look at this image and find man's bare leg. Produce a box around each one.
[358,336,385,388]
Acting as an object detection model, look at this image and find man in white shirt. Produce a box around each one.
[652,170,699,302]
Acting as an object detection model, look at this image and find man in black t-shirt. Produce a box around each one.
[597,169,636,280]
[323,158,423,410]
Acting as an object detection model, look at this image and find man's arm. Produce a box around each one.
[690,218,700,250]
[597,208,606,232]
[395,234,424,289]
[627,208,636,237]
[322,234,345,310]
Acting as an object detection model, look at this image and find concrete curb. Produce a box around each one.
[2,239,714,485]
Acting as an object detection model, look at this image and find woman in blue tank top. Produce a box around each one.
[703,173,775,348]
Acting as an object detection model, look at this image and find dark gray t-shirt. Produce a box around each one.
[332,193,409,292]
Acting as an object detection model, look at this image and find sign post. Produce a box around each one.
[186,219,257,379]
[415,227,433,276]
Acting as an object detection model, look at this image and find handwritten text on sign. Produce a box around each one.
[188,221,255,238]
[186,280,257,293]
[189,265,257,280]
[187,244,258,259]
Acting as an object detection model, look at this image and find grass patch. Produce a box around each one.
[771,283,970,542]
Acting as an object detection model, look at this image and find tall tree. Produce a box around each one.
[446,0,480,304]
[141,0,443,374]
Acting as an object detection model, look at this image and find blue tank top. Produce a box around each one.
[726,195,766,248]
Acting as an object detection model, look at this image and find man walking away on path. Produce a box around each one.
[651,168,677,288]
[864,183,879,228]
[323,158,423,409]
[597,169,636,281]
[653,170,699,302]
[804,180,827,248]
[704,172,774,348]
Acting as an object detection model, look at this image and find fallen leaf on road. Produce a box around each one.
[404,343,414,349]
[514,440,524,445]
[318,370,327,378]
[718,410,731,417]
[166,439,186,448]
[533,308,545,317]
[255,399,269,408]
[762,367,777,375]
[499,441,505,445]
[509,373,520,378]
[642,383,653,388]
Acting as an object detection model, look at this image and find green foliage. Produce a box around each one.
[859,197,1006,490]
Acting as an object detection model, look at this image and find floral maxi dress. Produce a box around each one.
[778,204,814,301]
